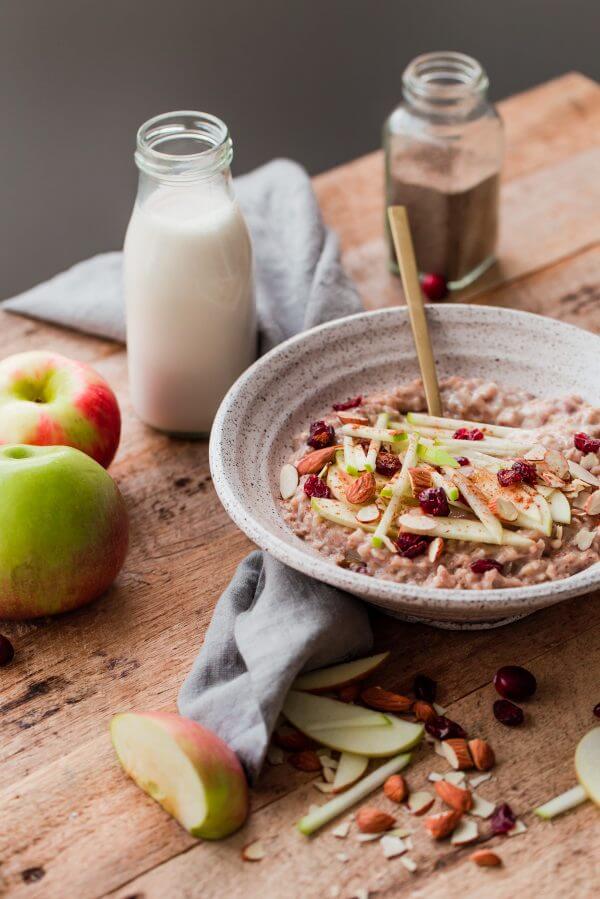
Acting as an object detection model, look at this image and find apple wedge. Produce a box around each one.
[292,652,390,693]
[283,691,423,757]
[417,443,459,469]
[332,751,369,792]
[405,411,527,439]
[549,489,572,525]
[311,497,393,536]
[534,727,600,819]
[397,513,534,548]
[110,712,248,839]
[452,472,503,544]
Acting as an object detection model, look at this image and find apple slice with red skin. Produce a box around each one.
[292,652,390,693]
[111,712,248,839]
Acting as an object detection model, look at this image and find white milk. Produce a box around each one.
[124,182,255,435]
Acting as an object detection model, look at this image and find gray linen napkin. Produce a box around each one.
[2,158,372,782]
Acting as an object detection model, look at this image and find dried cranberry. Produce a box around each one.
[0,634,14,667]
[594,703,600,719]
[394,532,430,558]
[307,420,335,449]
[413,674,437,703]
[453,427,484,441]
[456,456,470,466]
[375,451,402,477]
[332,396,362,411]
[490,803,516,835]
[574,431,600,454]
[470,558,503,574]
[493,699,524,727]
[425,715,467,741]
[418,487,449,517]
[303,475,331,499]
[420,272,448,301]
[497,468,521,487]
[497,459,537,487]
[493,665,537,701]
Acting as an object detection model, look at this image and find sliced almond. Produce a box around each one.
[488,496,518,522]
[407,791,435,815]
[444,771,467,786]
[581,452,599,470]
[441,739,474,771]
[573,490,592,509]
[356,832,381,843]
[507,819,527,837]
[544,449,569,479]
[539,469,568,489]
[428,772,443,782]
[380,835,407,858]
[322,766,336,783]
[469,773,493,788]
[332,821,351,839]
[469,794,495,819]
[400,856,418,873]
[573,528,596,551]
[568,460,600,487]
[280,463,299,499]
[356,504,380,523]
[242,840,266,861]
[584,490,600,516]
[450,818,479,846]
[427,536,444,563]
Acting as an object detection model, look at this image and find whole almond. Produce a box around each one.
[470,849,502,867]
[413,700,437,724]
[424,810,463,840]
[296,445,342,475]
[355,806,396,834]
[272,726,314,752]
[346,471,377,504]
[408,466,433,494]
[338,682,361,703]
[383,774,407,803]
[434,780,473,813]
[442,738,474,771]
[361,686,413,713]
[468,738,496,771]
[289,750,322,772]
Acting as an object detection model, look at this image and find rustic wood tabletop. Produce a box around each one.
[0,72,599,899]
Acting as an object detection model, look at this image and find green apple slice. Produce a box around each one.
[292,652,390,693]
[417,443,459,468]
[283,691,423,757]
[365,412,390,471]
[311,497,391,535]
[535,728,600,819]
[533,492,553,536]
[406,411,526,439]
[372,434,418,548]
[452,472,503,543]
[397,513,534,548]
[549,490,572,524]
[430,470,460,502]
[332,752,369,793]
[326,464,355,504]
[340,423,406,444]
[297,752,412,835]
[343,436,359,476]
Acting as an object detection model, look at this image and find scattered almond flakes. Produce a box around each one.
[404,836,414,850]
[331,821,351,839]
[469,794,495,819]
[573,529,595,550]
[444,771,467,786]
[469,773,493,788]
[434,741,446,758]
[508,819,528,836]
[388,827,412,839]
[381,835,407,859]
[336,852,349,863]
[428,772,443,782]
[400,856,418,873]
[356,833,381,843]
[241,840,266,862]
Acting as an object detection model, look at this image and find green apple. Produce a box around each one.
[111,711,248,839]
[0,444,128,619]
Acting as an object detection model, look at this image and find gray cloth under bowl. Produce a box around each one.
[3,158,372,782]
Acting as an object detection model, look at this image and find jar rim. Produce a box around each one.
[135,111,233,180]
[403,51,489,112]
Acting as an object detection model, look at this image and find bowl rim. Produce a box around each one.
[210,304,600,617]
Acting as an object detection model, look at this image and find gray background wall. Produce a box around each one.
[0,0,598,300]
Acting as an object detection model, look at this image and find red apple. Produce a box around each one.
[0,350,121,467]
[111,712,249,839]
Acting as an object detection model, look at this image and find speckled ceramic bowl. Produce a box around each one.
[210,306,600,626]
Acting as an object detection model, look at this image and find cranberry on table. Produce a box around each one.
[375,451,402,477]
[593,703,600,719]
[493,698,524,727]
[303,475,331,499]
[574,431,600,454]
[425,715,467,740]
[394,532,431,559]
[332,396,362,411]
[418,486,449,517]
[0,634,15,667]
[307,420,335,449]
[470,558,503,574]
[493,665,537,701]
[453,427,484,441]
[420,272,448,301]
[490,802,516,834]
[413,673,437,703]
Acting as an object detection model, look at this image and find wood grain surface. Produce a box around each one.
[0,72,598,899]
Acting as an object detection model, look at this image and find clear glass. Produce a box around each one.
[384,52,504,289]
[124,112,256,437]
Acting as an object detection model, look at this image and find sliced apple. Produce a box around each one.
[343,436,359,476]
[532,493,553,537]
[534,728,600,819]
[372,434,419,548]
[311,497,392,536]
[405,412,526,439]
[549,489,572,525]
[292,652,390,693]
[430,470,460,502]
[365,412,390,472]
[397,513,534,548]
[332,752,369,792]
[340,423,406,444]
[283,691,423,757]
[297,752,412,835]
[452,472,503,543]
[417,443,459,468]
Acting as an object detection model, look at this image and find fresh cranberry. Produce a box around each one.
[420,272,448,301]
[414,674,437,703]
[425,715,467,741]
[0,634,14,666]
[574,432,600,454]
[493,699,524,727]
[303,475,331,499]
[376,451,402,477]
[453,427,484,441]
[307,420,335,449]
[593,703,600,719]
[490,803,516,835]
[493,665,537,701]
[394,532,431,558]
[470,559,503,574]
[456,456,470,466]
[497,459,537,487]
[418,487,449,517]
[332,396,362,411]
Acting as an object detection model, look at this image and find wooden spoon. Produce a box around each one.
[387,206,442,416]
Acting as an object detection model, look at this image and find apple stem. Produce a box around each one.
[297,752,411,836]
[534,784,588,820]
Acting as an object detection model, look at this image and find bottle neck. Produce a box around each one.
[134,111,233,184]
[402,52,489,121]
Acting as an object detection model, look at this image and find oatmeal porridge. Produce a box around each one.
[279,378,600,590]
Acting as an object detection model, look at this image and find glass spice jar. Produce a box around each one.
[384,52,503,290]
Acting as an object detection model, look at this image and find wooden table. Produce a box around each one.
[1,73,599,899]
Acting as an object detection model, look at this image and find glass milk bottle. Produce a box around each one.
[124,111,256,436]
